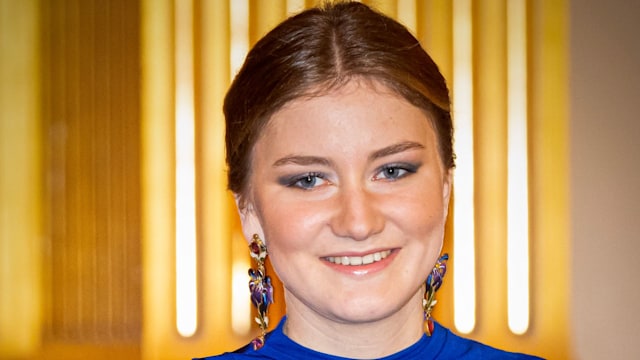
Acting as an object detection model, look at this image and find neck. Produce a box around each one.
[282,289,425,359]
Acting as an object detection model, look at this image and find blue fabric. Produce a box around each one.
[195,317,543,360]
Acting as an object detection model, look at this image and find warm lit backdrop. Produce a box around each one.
[1,0,589,359]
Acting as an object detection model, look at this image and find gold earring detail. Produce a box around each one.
[423,253,448,336]
[248,234,273,350]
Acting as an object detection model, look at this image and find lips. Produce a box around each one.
[324,250,393,266]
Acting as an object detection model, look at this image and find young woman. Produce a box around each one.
[199,2,542,359]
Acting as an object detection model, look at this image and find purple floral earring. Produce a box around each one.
[248,234,274,350]
[423,253,449,336]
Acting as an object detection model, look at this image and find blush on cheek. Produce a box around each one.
[412,202,445,227]
[414,217,446,247]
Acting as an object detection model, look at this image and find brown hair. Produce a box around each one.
[224,1,454,196]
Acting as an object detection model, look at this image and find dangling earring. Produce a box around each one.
[423,253,449,336]
[248,234,274,350]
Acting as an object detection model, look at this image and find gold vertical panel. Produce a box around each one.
[528,0,570,358]
[195,0,248,356]
[249,0,287,46]
[0,0,42,357]
[227,0,255,339]
[245,0,289,338]
[286,0,307,14]
[417,0,453,83]
[416,0,455,327]
[140,0,178,358]
[396,0,416,34]
[362,0,397,18]
[37,0,142,358]
[305,0,322,8]
[473,0,508,340]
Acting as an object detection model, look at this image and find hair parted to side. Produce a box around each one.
[224,0,455,198]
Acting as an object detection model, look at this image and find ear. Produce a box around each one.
[234,193,265,245]
[441,169,453,221]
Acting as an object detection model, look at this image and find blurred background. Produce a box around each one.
[1,0,638,359]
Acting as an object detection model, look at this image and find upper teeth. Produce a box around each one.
[325,250,392,266]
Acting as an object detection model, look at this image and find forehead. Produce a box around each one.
[255,80,437,155]
[265,79,431,130]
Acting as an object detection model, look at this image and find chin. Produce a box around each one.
[327,297,407,324]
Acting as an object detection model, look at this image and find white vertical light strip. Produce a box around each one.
[230,0,252,335]
[286,0,306,15]
[397,0,417,34]
[231,258,252,334]
[175,0,198,338]
[452,0,476,334]
[230,0,249,82]
[507,0,530,335]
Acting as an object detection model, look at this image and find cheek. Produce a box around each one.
[258,200,326,253]
[389,187,446,233]
[257,204,327,288]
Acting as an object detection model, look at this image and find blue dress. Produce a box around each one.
[195,317,543,359]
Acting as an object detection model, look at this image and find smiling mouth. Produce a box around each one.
[324,250,393,266]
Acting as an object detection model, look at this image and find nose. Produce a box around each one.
[330,185,385,241]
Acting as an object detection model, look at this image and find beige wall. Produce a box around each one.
[570,1,640,359]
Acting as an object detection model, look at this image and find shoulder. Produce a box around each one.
[193,344,260,360]
[195,317,293,360]
[432,323,544,359]
[193,343,266,360]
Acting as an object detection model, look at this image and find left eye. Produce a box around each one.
[288,173,328,190]
[373,164,416,181]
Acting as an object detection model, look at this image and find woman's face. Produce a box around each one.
[239,80,451,326]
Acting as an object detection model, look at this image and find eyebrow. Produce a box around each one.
[272,141,424,168]
[368,141,425,161]
[272,155,334,167]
